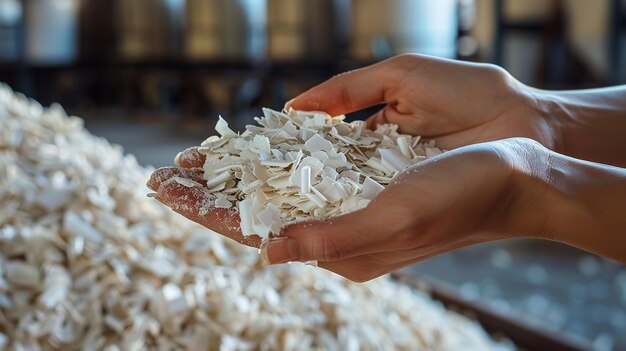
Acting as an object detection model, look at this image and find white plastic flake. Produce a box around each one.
[5,261,40,288]
[379,148,412,171]
[361,177,385,200]
[215,116,236,137]
[0,84,514,351]
[195,109,444,240]
[300,165,312,194]
[172,176,203,188]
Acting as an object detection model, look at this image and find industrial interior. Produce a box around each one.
[0,0,625,350]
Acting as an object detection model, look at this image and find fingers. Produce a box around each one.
[287,63,389,117]
[147,167,262,248]
[260,212,372,264]
[175,147,206,168]
[156,179,262,248]
[365,106,401,131]
[260,203,410,264]
[318,255,419,283]
[364,104,437,136]
[318,238,482,283]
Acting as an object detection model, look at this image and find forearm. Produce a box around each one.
[530,85,626,167]
[510,146,626,262]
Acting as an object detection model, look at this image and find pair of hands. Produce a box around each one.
[148,54,626,282]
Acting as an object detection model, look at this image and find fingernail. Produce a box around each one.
[260,237,299,265]
[283,98,295,111]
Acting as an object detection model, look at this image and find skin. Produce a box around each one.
[148,54,626,283]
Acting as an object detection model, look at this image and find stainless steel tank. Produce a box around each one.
[185,0,266,61]
[350,0,458,60]
[116,0,184,60]
[24,0,79,64]
[0,0,21,61]
[267,0,349,61]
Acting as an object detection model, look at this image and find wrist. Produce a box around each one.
[496,139,586,240]
[507,146,583,240]
[523,86,626,167]
[505,141,626,261]
[494,138,559,239]
[515,84,570,154]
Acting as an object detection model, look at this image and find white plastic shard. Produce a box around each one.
[360,177,385,200]
[38,265,70,308]
[204,171,231,189]
[252,135,271,155]
[302,113,327,129]
[379,148,412,171]
[304,134,334,153]
[288,157,323,190]
[425,145,443,157]
[35,189,71,211]
[300,166,311,194]
[214,194,232,209]
[5,261,40,288]
[260,159,294,168]
[215,116,236,137]
[397,136,412,159]
[256,204,282,236]
[162,283,192,315]
[267,174,291,189]
[63,211,102,243]
[364,157,393,175]
[312,178,345,204]
[238,198,255,236]
[324,149,348,168]
[173,176,203,188]
[304,192,326,208]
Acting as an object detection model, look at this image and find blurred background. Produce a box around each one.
[0,0,625,349]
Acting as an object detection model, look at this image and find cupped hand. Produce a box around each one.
[148,140,521,281]
[260,138,553,282]
[288,53,560,151]
[146,147,262,248]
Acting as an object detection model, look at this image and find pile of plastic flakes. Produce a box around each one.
[189,109,443,239]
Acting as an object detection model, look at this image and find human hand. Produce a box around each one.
[260,135,626,281]
[147,139,525,280]
[147,147,262,248]
[149,140,626,282]
[287,54,560,151]
[259,138,556,282]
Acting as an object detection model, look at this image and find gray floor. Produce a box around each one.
[84,112,626,351]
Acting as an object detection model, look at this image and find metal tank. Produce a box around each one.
[24,0,79,64]
[0,0,21,61]
[267,0,349,61]
[350,0,458,60]
[116,0,184,60]
[185,0,266,61]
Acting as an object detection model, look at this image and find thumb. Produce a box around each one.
[286,62,388,117]
[260,208,387,264]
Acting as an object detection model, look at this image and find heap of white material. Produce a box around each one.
[0,84,513,350]
[196,109,443,239]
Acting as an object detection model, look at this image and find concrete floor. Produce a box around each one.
[83,111,626,351]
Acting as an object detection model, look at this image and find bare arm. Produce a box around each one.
[505,140,626,263]
[533,85,626,167]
